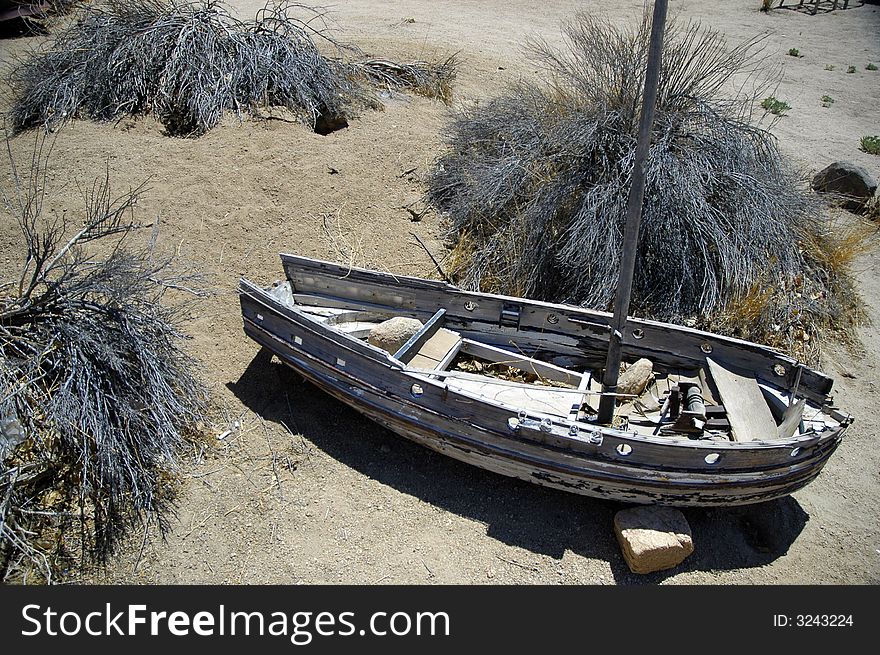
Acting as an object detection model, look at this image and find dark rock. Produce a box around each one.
[811,161,878,212]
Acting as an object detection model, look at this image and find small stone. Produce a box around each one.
[368,317,423,354]
[614,506,694,574]
[811,161,878,213]
[617,358,654,396]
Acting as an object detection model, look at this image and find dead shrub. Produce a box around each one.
[0,138,207,581]
[427,11,866,362]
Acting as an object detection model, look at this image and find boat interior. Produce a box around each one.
[264,280,845,444]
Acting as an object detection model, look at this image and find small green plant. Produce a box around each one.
[761,96,791,116]
[867,63,878,71]
[847,65,856,74]
[821,95,834,107]
[788,48,802,58]
[861,136,880,156]
[824,64,835,71]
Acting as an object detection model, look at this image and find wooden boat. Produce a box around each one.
[238,254,851,507]
[240,1,850,507]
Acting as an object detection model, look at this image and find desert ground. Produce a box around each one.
[1,0,879,584]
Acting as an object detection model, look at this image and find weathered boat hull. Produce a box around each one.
[239,260,848,507]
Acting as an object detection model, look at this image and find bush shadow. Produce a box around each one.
[228,349,809,580]
[0,16,48,39]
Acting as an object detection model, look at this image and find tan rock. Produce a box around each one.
[368,317,424,354]
[614,506,694,574]
[618,358,654,396]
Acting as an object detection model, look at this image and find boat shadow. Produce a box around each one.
[228,349,810,582]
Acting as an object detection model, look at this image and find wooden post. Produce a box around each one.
[597,0,669,425]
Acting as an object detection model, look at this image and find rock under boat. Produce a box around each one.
[238,254,851,507]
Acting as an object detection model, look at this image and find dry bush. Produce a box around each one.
[0,139,207,581]
[427,12,866,361]
[8,0,362,136]
[7,0,457,137]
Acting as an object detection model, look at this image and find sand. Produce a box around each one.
[1,0,879,584]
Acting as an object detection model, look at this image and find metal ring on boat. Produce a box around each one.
[616,443,632,456]
[704,453,720,465]
[700,342,713,354]
[540,418,553,433]
[464,301,477,311]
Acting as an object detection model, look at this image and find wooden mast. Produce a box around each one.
[597,0,669,425]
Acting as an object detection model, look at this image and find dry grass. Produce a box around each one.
[351,56,458,105]
[709,218,874,361]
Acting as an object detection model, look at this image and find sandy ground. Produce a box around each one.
[1,0,879,584]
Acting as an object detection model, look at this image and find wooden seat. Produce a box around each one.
[394,308,462,370]
[407,328,462,371]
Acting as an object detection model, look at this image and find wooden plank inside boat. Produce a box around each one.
[706,358,777,442]
[777,398,806,440]
[408,328,462,370]
[394,308,447,362]
[446,378,578,416]
[460,339,581,386]
[419,328,461,361]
